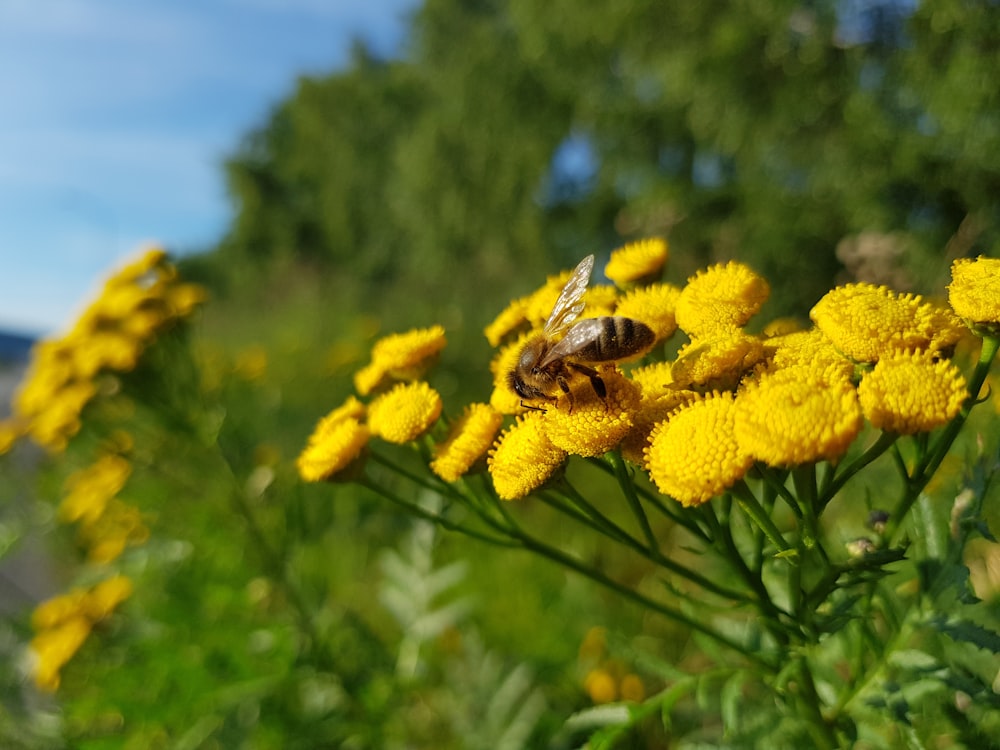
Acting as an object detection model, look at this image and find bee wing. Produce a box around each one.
[543,254,594,336]
[540,317,603,366]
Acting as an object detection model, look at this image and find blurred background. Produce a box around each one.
[2,0,1000,747]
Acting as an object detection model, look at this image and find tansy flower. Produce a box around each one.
[354,326,447,395]
[0,418,25,454]
[582,285,620,318]
[78,499,149,564]
[857,351,967,434]
[628,361,676,396]
[619,673,646,703]
[489,333,534,414]
[431,403,504,482]
[762,317,804,337]
[675,262,770,338]
[763,328,855,382]
[604,237,669,287]
[29,576,133,692]
[810,283,965,362]
[645,392,753,506]
[543,369,641,457]
[621,387,701,464]
[584,668,618,704]
[297,401,371,482]
[734,365,863,466]
[59,454,132,526]
[485,297,531,347]
[165,282,207,318]
[614,283,681,343]
[22,380,97,453]
[488,413,567,500]
[367,381,443,444]
[524,268,576,326]
[671,331,764,392]
[948,256,1000,328]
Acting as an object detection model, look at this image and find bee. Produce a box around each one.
[507,254,655,410]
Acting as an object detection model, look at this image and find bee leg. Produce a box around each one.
[567,363,606,401]
[555,375,576,414]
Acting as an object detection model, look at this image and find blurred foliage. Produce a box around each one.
[210,0,999,324]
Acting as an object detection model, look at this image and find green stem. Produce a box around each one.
[822,430,898,504]
[509,522,774,669]
[359,476,519,548]
[606,450,659,555]
[731,481,793,555]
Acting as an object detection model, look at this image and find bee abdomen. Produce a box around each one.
[577,316,655,361]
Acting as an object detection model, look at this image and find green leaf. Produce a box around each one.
[927,615,1000,654]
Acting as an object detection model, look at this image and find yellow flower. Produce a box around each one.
[0,418,24,454]
[488,413,567,500]
[734,365,863,466]
[165,282,207,318]
[353,362,385,397]
[857,351,967,434]
[614,283,681,343]
[543,369,641,457]
[628,361,676,395]
[59,454,132,526]
[762,317,804,337]
[23,379,97,453]
[30,617,92,692]
[810,283,965,362]
[675,262,770,337]
[488,333,534,414]
[485,297,531,347]
[367,381,443,444]
[82,575,134,620]
[355,326,447,395]
[764,328,855,381]
[671,331,764,392]
[79,499,149,564]
[619,673,646,702]
[621,387,701,464]
[29,576,133,692]
[645,392,753,506]
[604,237,669,286]
[523,266,587,327]
[297,415,370,482]
[582,285,620,318]
[431,403,505,482]
[584,668,618,704]
[70,329,144,379]
[948,256,1000,326]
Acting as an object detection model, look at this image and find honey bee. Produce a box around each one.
[507,254,655,410]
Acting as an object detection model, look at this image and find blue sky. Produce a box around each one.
[0,0,416,336]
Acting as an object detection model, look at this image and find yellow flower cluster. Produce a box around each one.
[3,247,205,452]
[354,325,447,395]
[578,626,647,704]
[302,245,993,510]
[58,452,148,563]
[475,246,990,506]
[29,575,133,691]
[300,328,484,483]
